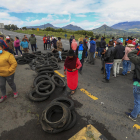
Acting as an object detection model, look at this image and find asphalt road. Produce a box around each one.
[0,29,140,140]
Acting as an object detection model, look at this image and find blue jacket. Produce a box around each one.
[90,40,96,53]
[0,39,9,51]
[20,41,28,48]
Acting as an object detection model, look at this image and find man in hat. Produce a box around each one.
[113,39,125,77]
[0,35,9,51]
[57,37,63,61]
[29,34,37,53]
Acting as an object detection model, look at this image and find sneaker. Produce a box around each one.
[0,96,7,103]
[102,79,109,83]
[125,112,136,121]
[128,109,140,117]
[14,92,18,98]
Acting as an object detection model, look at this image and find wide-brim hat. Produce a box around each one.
[68,50,75,56]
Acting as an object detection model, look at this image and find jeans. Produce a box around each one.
[15,46,22,55]
[44,43,47,49]
[131,85,140,118]
[113,59,122,77]
[99,48,104,57]
[31,44,36,52]
[122,60,131,75]
[97,47,100,57]
[58,51,62,60]
[128,62,132,71]
[89,52,95,64]
[0,73,17,96]
[48,44,51,49]
[105,64,113,80]
[80,59,84,71]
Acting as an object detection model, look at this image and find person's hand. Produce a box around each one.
[64,71,66,75]
[72,69,77,72]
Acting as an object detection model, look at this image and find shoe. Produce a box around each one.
[113,75,116,78]
[0,96,7,103]
[102,79,109,83]
[14,92,18,98]
[128,109,140,117]
[125,112,136,121]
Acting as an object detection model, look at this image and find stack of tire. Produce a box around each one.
[28,74,66,102]
[40,97,77,133]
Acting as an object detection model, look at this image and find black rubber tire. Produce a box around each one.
[33,75,51,87]
[36,80,55,96]
[37,71,54,77]
[64,110,77,131]
[51,75,66,88]
[52,97,74,111]
[28,90,50,102]
[36,67,54,73]
[47,56,58,63]
[38,84,51,91]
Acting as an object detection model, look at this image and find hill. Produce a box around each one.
[62,24,83,31]
[111,21,140,32]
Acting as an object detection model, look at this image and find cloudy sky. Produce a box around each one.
[0,0,139,30]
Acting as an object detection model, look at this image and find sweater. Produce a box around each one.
[14,39,20,47]
[122,47,135,60]
[57,41,63,51]
[0,50,17,77]
[20,41,28,48]
[71,39,77,51]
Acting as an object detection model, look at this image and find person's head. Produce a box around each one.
[58,37,61,41]
[112,37,114,40]
[90,37,93,40]
[79,41,83,45]
[31,34,33,37]
[22,38,26,42]
[68,50,75,58]
[15,36,19,40]
[0,35,4,40]
[44,35,46,37]
[116,39,122,45]
[24,35,27,38]
[0,43,3,54]
[109,39,113,46]
[85,36,88,39]
[103,37,106,40]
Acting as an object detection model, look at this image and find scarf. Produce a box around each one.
[64,56,77,69]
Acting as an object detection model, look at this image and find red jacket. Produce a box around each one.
[43,37,47,43]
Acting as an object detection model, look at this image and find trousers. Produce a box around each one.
[113,59,122,77]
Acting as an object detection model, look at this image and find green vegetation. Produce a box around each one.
[4,24,18,30]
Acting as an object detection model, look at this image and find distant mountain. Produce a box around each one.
[92,24,127,35]
[26,23,58,29]
[111,21,140,31]
[62,24,83,31]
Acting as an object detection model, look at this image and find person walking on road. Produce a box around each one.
[125,47,140,121]
[14,36,22,56]
[76,41,86,75]
[29,34,36,53]
[20,38,29,53]
[0,44,18,103]
[64,50,82,95]
[57,37,63,61]
[43,35,47,50]
[102,40,115,83]
[89,37,96,65]
[6,36,14,54]
[52,37,57,49]
[69,35,73,50]
[122,44,135,76]
[113,39,125,77]
[71,39,77,53]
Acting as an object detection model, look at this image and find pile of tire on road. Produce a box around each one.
[40,97,77,133]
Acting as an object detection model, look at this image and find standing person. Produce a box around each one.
[64,50,82,95]
[0,35,9,51]
[52,37,57,49]
[0,44,18,103]
[113,39,125,77]
[89,37,96,65]
[125,48,140,121]
[69,35,73,50]
[96,37,101,57]
[29,34,36,53]
[47,35,51,50]
[83,36,88,50]
[102,40,115,83]
[6,36,14,54]
[43,35,47,50]
[76,41,86,74]
[71,39,77,53]
[57,37,63,61]
[122,44,135,76]
[23,35,29,50]
[99,37,106,57]
[85,39,91,63]
[14,36,22,56]
[20,39,29,53]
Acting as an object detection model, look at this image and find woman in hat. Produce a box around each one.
[0,44,18,103]
[64,50,82,95]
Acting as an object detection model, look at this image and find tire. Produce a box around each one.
[36,67,54,73]
[51,75,66,88]
[39,84,51,91]
[36,80,55,96]
[33,75,51,87]
[47,56,58,63]
[28,90,50,102]
[37,71,54,77]
[64,111,77,131]
[52,97,74,110]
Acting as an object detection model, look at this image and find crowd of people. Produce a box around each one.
[0,32,140,122]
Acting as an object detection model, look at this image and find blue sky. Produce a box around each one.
[0,0,139,30]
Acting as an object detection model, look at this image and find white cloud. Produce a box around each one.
[76,14,87,17]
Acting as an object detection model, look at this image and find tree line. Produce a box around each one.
[4,24,19,30]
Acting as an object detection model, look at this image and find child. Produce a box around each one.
[20,39,29,53]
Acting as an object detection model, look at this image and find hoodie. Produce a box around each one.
[71,39,77,51]
[90,40,96,53]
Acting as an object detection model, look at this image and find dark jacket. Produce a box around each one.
[104,46,115,63]
[52,39,57,47]
[90,40,96,53]
[114,44,125,59]
[83,38,88,49]
[76,45,86,59]
[128,49,140,82]
[96,40,101,48]
[29,36,36,44]
[101,40,106,48]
